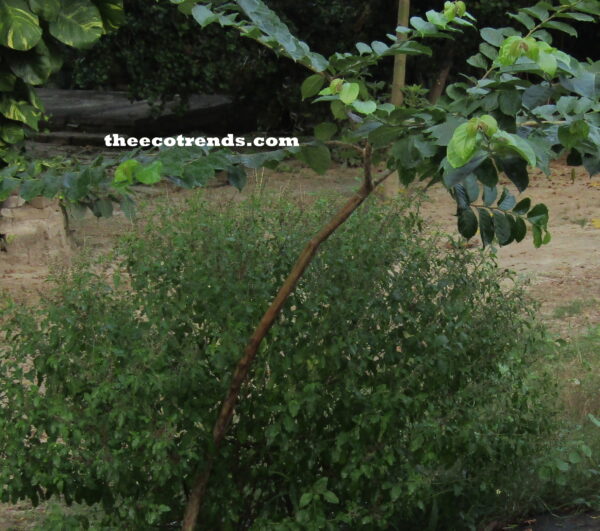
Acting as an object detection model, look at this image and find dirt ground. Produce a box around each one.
[2,157,599,331]
[0,157,599,529]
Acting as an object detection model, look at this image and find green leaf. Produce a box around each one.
[497,187,517,211]
[49,0,104,48]
[237,0,328,72]
[393,41,432,56]
[0,73,17,92]
[330,100,346,120]
[483,185,497,206]
[113,159,140,186]
[299,493,312,508]
[355,42,372,55]
[94,0,124,32]
[314,122,337,142]
[7,39,63,85]
[323,491,339,504]
[339,83,359,105]
[542,20,577,37]
[369,125,402,147]
[513,197,531,215]
[0,120,25,144]
[522,84,554,109]
[560,72,597,99]
[558,120,590,149]
[447,122,478,168]
[0,96,40,129]
[479,43,498,61]
[371,40,388,55]
[467,53,488,70]
[135,161,163,185]
[426,117,467,147]
[522,4,549,20]
[493,211,512,245]
[191,5,218,28]
[527,203,549,229]
[514,216,527,242]
[19,178,43,200]
[478,208,494,246]
[426,10,448,28]
[297,143,331,174]
[0,0,42,51]
[508,12,535,30]
[444,155,486,187]
[561,11,594,22]
[499,90,521,116]
[496,156,529,192]
[91,198,113,218]
[475,159,498,187]
[458,207,478,239]
[480,27,505,47]
[227,165,247,191]
[301,74,325,100]
[537,51,557,77]
[492,132,536,167]
[28,0,61,20]
[288,400,300,418]
[351,100,377,115]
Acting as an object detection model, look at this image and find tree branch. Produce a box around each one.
[182,145,378,530]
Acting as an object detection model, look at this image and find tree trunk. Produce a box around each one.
[181,147,394,530]
[428,46,454,104]
[383,0,411,199]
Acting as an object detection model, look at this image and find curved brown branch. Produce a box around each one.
[182,145,377,530]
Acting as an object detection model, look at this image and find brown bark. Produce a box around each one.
[181,146,394,530]
[384,0,410,199]
[428,46,454,104]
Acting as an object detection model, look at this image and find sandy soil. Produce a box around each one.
[2,158,599,330]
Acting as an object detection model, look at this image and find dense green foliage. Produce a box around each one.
[0,194,565,528]
[65,0,594,130]
[1,0,598,244]
[0,0,124,164]
[162,0,599,248]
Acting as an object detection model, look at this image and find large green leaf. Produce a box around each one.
[339,83,359,105]
[0,119,25,143]
[492,132,536,167]
[92,0,124,32]
[0,0,42,51]
[28,0,60,20]
[458,207,478,239]
[300,74,325,100]
[49,0,104,48]
[297,143,331,175]
[447,122,478,168]
[236,0,328,72]
[0,73,17,92]
[7,39,63,85]
[496,156,529,192]
[0,96,40,129]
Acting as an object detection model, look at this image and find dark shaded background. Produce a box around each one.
[59,0,598,131]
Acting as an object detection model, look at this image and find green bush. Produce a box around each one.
[1,193,558,528]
